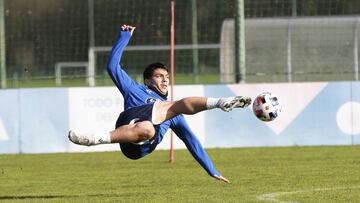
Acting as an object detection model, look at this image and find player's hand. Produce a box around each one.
[121,24,136,35]
[213,175,230,183]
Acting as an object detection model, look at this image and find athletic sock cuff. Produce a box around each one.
[206,98,220,110]
[95,132,111,144]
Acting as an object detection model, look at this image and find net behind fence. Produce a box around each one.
[221,16,360,83]
[1,0,360,88]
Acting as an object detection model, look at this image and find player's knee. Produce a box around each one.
[135,121,155,141]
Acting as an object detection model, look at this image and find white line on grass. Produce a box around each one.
[257,185,360,203]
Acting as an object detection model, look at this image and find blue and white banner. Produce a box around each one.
[204,82,360,147]
[0,82,359,154]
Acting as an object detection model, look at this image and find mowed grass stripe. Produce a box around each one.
[0,146,360,203]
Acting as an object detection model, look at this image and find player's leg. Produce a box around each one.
[68,96,251,146]
[68,120,155,146]
[68,103,157,146]
[152,96,251,124]
[109,120,155,143]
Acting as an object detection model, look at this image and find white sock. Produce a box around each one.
[206,98,220,110]
[93,132,111,145]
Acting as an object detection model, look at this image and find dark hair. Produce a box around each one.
[143,62,169,81]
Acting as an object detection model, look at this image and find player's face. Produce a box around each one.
[147,68,169,95]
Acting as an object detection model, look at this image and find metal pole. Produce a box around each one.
[169,0,175,163]
[235,0,245,83]
[287,0,296,82]
[292,0,297,17]
[353,18,359,81]
[0,0,6,88]
[88,0,95,86]
[191,0,199,83]
[88,0,95,47]
[88,48,95,86]
[287,19,293,82]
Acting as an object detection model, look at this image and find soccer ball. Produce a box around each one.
[252,92,281,122]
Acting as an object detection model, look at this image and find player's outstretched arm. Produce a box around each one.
[170,115,230,183]
[107,24,137,94]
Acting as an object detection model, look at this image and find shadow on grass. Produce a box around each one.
[0,194,113,200]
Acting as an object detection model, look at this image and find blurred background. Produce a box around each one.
[0,0,360,88]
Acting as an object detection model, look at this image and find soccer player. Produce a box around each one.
[68,25,251,183]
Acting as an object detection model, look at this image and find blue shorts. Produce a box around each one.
[115,103,159,160]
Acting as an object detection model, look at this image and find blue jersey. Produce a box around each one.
[107,30,221,177]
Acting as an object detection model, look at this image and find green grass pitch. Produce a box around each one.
[1,146,360,202]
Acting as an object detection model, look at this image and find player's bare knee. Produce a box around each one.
[135,121,155,141]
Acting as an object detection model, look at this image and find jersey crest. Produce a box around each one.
[146,98,157,103]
